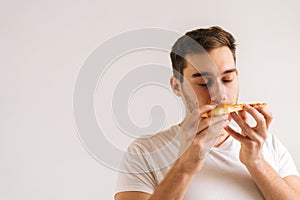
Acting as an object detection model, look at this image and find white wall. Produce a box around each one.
[1,0,300,199]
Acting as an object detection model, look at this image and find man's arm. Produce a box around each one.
[115,191,150,200]
[225,105,300,200]
[285,175,300,194]
[115,157,196,200]
[246,159,300,200]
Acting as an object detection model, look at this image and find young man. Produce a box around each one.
[114,26,300,199]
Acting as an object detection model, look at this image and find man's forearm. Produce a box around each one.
[149,161,193,200]
[246,159,300,200]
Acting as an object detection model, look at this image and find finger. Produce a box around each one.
[181,111,226,142]
[230,112,261,141]
[185,104,217,126]
[182,105,227,143]
[238,110,248,124]
[193,120,228,155]
[198,114,228,134]
[230,111,251,132]
[224,126,246,143]
[199,104,218,116]
[237,109,250,129]
[244,105,267,131]
[255,106,273,129]
[204,119,228,140]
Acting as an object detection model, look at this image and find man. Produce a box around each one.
[114,26,300,199]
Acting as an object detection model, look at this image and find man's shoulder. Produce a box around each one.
[261,131,290,164]
[127,124,180,153]
[264,131,284,150]
[123,125,180,172]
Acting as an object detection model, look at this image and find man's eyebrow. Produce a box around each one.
[191,68,236,78]
[223,68,237,74]
[191,72,211,78]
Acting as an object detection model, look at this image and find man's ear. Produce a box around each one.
[170,76,182,97]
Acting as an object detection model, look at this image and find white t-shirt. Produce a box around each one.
[115,124,299,199]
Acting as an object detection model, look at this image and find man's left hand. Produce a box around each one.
[224,105,273,166]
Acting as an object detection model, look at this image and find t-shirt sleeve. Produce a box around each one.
[114,141,157,197]
[272,135,299,178]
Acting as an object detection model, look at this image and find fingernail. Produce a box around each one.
[223,124,229,128]
[223,119,230,127]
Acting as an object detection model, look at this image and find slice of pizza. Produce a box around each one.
[201,103,267,118]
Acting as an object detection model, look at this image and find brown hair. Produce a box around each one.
[170,26,236,82]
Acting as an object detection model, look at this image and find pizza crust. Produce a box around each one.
[201,103,267,118]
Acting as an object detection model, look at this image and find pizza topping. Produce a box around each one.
[201,103,267,118]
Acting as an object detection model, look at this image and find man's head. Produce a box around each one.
[170,26,239,114]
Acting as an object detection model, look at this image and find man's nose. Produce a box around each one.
[209,81,225,104]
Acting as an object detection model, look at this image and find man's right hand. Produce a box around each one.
[176,105,229,176]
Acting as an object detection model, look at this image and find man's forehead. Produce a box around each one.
[184,52,235,76]
[185,53,213,68]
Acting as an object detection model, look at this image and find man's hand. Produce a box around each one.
[225,105,300,200]
[224,105,273,166]
[177,104,229,175]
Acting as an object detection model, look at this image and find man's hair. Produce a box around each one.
[170,26,236,82]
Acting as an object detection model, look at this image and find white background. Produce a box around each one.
[1,0,300,199]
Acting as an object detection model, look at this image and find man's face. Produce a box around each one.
[179,46,239,114]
